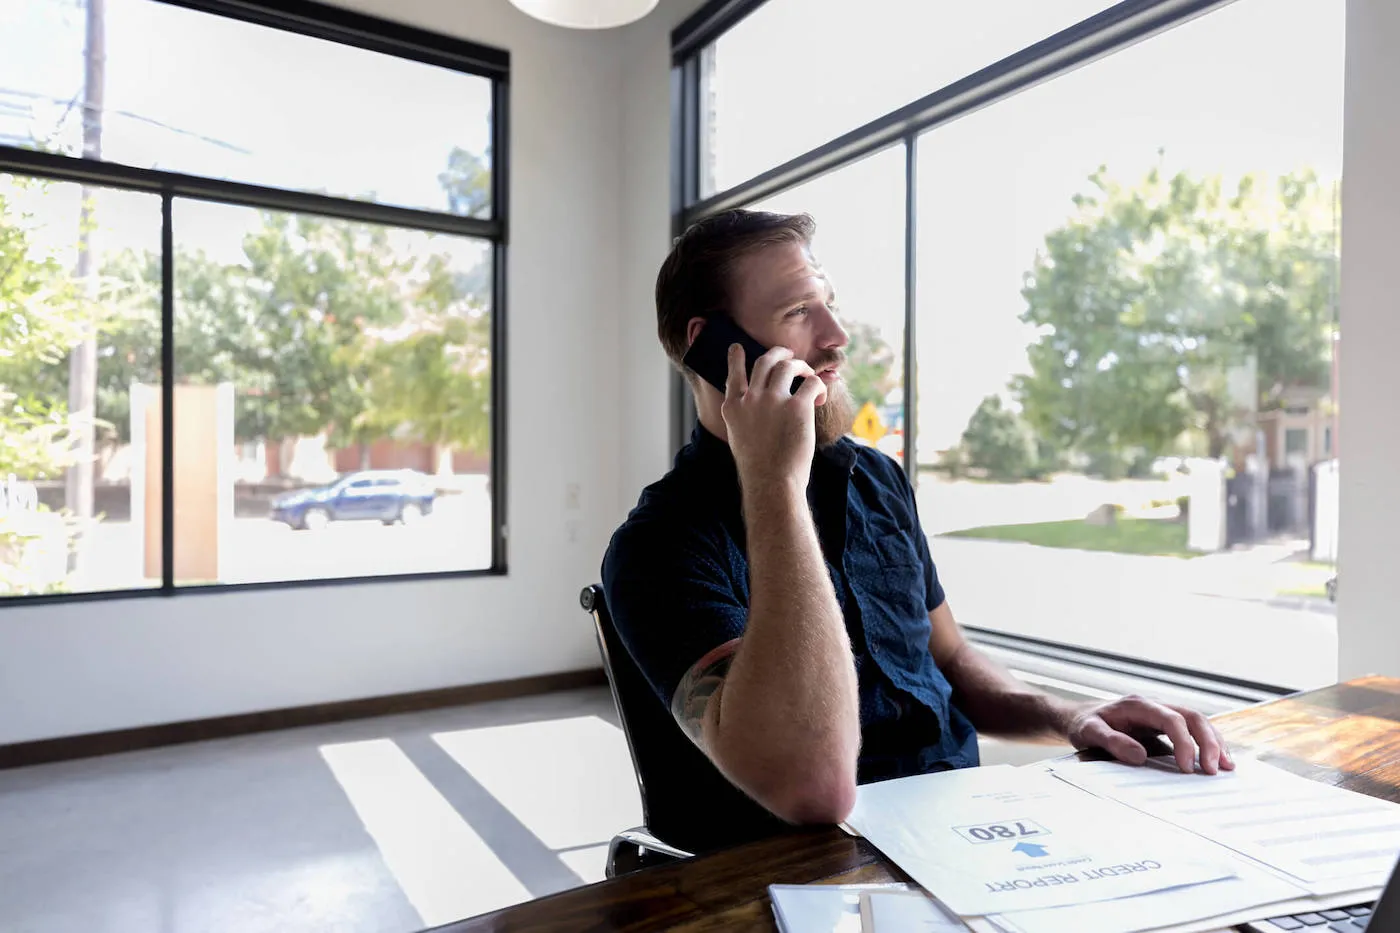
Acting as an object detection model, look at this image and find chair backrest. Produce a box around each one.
[580,584,785,854]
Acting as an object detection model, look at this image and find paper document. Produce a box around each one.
[1048,757,1400,895]
[986,883,1383,933]
[982,859,1303,933]
[768,883,911,933]
[846,765,1237,916]
[859,890,969,932]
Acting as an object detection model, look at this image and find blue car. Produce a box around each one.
[270,470,436,530]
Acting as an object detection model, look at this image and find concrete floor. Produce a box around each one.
[0,686,1062,933]
[0,688,640,933]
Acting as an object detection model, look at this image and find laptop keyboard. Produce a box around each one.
[1242,904,1373,931]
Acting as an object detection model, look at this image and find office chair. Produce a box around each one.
[580,584,694,876]
[580,584,788,877]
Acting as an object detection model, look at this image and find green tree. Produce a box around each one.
[956,395,1039,481]
[843,320,897,410]
[84,145,496,471]
[0,183,85,479]
[1016,164,1339,462]
[93,213,424,449]
[0,182,90,594]
[360,309,491,473]
[234,212,418,447]
[89,246,260,447]
[438,146,491,218]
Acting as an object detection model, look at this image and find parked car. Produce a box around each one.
[270,470,436,530]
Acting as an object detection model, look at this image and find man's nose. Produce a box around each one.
[816,304,849,350]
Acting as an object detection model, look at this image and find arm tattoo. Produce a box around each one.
[671,639,741,747]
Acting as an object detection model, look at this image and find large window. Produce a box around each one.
[700,0,1115,193]
[0,1,507,600]
[677,0,1343,691]
[3,0,494,216]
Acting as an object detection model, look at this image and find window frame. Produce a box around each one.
[0,0,511,606]
[669,0,1302,697]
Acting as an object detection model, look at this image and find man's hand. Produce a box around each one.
[1067,695,1235,774]
[721,344,828,493]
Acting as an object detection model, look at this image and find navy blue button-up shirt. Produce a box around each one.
[602,425,979,837]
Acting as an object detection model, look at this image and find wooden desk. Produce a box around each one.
[433,676,1400,933]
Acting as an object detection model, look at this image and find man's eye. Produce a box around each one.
[786,305,809,318]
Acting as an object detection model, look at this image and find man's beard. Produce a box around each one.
[814,376,857,448]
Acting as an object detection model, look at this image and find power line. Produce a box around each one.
[0,87,251,155]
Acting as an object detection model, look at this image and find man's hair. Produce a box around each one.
[655,208,816,367]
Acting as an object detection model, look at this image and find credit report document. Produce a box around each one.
[1047,757,1400,895]
[845,765,1236,916]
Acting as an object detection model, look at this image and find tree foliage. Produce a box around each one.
[1015,165,1339,462]
[0,183,84,479]
[956,395,1040,481]
[0,181,90,594]
[438,146,491,218]
[360,308,492,470]
[843,320,898,410]
[52,145,498,464]
[93,217,493,457]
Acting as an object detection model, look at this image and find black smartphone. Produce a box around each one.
[681,315,803,395]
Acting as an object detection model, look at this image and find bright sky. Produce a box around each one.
[0,0,492,261]
[713,0,1345,457]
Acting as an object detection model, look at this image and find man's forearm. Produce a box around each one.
[942,642,1084,743]
[710,479,861,820]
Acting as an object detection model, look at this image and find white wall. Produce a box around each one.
[618,4,697,509]
[1337,0,1400,680]
[0,0,694,745]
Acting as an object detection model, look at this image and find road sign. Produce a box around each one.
[852,401,887,443]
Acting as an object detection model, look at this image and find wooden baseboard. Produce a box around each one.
[0,668,608,770]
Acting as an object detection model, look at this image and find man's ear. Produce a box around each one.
[686,316,707,350]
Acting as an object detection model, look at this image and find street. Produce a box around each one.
[74,491,493,591]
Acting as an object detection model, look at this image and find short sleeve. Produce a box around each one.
[883,455,946,612]
[913,514,946,611]
[601,518,748,710]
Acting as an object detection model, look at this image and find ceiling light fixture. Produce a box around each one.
[509,0,659,29]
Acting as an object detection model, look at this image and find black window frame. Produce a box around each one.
[0,0,511,607]
[670,0,1297,698]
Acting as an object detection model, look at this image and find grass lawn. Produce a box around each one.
[941,517,1196,559]
[1276,562,1335,599]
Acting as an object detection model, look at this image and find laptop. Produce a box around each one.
[1237,856,1400,932]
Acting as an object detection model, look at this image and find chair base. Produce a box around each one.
[605,827,693,878]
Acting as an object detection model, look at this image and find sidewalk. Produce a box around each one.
[929,536,1337,689]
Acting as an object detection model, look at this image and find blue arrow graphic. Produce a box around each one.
[1013,842,1049,858]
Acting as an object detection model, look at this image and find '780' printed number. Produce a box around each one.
[953,819,1050,844]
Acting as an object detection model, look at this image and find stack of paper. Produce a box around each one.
[859,890,968,931]
[768,883,912,933]
[843,759,1396,933]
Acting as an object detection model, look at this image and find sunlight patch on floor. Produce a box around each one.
[432,715,643,851]
[556,843,613,885]
[319,738,532,926]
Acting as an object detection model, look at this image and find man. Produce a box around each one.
[602,209,1231,850]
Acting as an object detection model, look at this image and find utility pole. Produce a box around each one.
[65,0,105,529]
